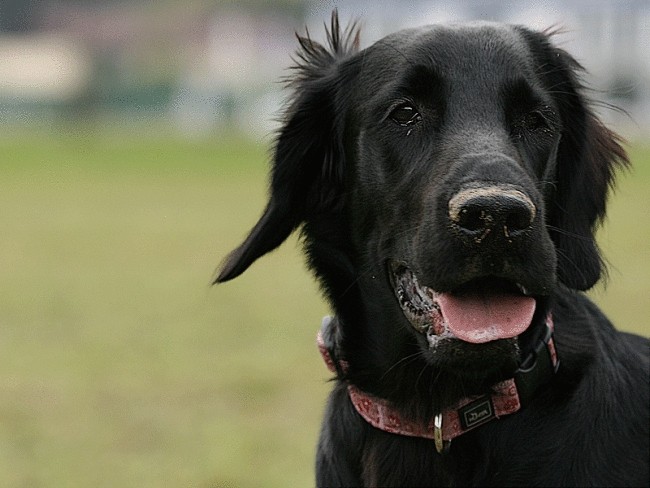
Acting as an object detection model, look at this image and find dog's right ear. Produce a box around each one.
[215,11,360,284]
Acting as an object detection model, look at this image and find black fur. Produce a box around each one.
[217,13,649,487]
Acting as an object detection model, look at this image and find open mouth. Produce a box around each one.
[389,261,537,346]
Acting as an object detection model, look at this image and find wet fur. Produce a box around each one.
[217,13,649,487]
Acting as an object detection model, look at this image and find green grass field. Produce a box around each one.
[0,125,648,487]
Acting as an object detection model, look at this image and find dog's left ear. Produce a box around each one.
[216,12,360,283]
[530,31,629,290]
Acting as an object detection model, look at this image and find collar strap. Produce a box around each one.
[317,315,559,453]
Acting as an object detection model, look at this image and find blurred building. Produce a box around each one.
[0,0,647,138]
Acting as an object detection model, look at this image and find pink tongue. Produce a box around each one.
[436,292,536,344]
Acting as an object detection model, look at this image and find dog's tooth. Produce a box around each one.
[516,283,530,295]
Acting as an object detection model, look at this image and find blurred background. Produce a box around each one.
[0,1,648,487]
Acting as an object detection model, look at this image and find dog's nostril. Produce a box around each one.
[504,203,534,233]
[458,207,492,232]
[449,187,536,240]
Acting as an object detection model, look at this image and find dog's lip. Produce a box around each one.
[388,260,538,344]
[388,262,439,334]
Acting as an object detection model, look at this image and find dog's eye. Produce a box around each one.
[389,103,422,126]
[512,109,552,136]
[521,111,549,131]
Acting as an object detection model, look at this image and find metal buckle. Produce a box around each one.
[434,413,450,454]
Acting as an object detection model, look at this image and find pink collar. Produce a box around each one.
[317,315,558,453]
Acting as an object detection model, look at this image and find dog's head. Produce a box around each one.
[216,14,627,406]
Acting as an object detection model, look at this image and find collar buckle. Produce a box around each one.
[514,319,560,406]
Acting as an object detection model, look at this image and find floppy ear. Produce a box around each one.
[536,36,629,290]
[215,12,360,283]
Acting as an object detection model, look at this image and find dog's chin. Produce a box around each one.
[388,260,537,376]
[416,333,520,377]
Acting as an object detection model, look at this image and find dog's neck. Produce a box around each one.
[317,314,559,453]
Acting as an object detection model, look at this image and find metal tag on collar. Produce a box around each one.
[434,413,450,454]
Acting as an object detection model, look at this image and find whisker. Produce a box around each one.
[545,224,592,241]
[381,350,425,380]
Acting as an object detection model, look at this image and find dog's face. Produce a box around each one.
[346,25,560,372]
[217,18,625,401]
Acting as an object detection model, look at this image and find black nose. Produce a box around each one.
[449,186,536,243]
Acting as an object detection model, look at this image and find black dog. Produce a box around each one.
[217,13,649,487]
